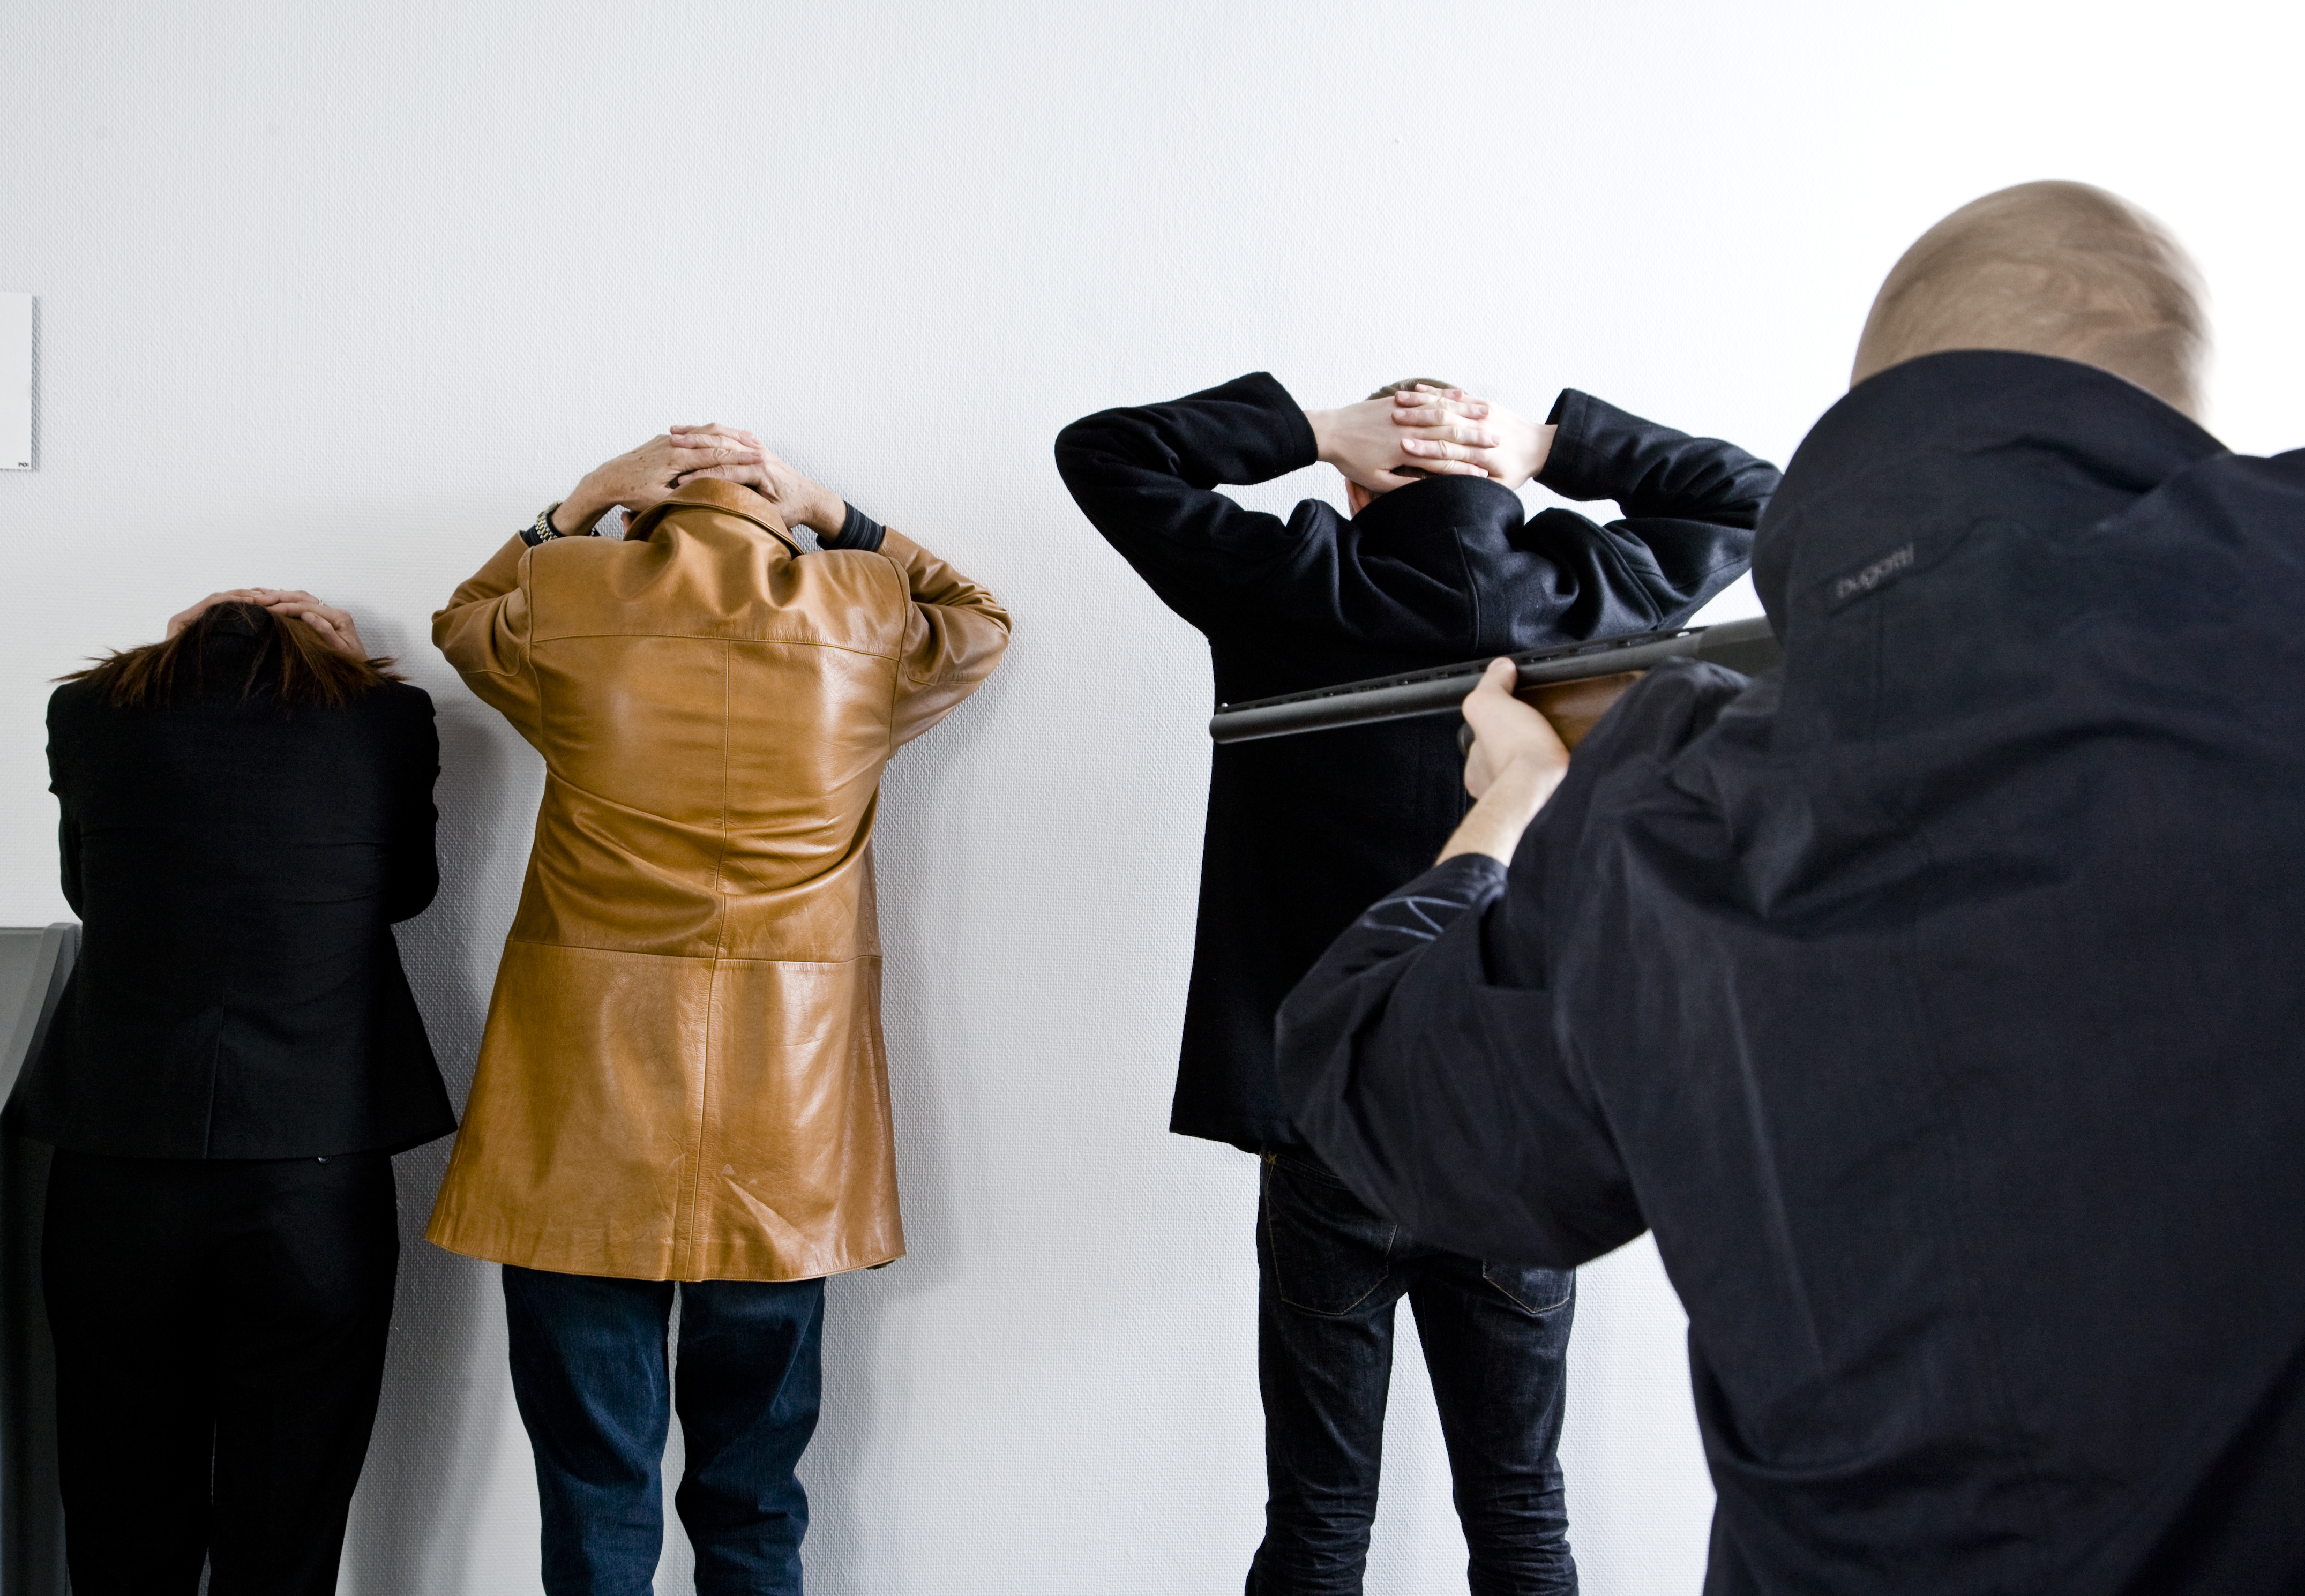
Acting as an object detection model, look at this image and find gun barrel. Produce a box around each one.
[1208,616,1778,745]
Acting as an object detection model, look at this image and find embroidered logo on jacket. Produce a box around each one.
[1831,543,1914,604]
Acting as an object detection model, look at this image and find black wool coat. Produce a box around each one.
[1056,371,1776,1147]
[1278,351,2305,1591]
[8,616,456,1159]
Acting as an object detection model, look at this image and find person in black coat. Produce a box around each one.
[6,589,454,1596]
[1056,378,1778,1591]
[1277,182,2305,1592]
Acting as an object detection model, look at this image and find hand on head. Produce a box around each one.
[557,434,694,534]
[1314,389,1493,499]
[1388,386,1555,493]
[557,427,842,537]
[666,424,844,536]
[1311,383,1557,514]
[252,591,369,660]
[166,590,272,639]
[166,590,370,660]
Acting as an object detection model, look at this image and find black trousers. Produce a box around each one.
[1248,1147,1577,1595]
[41,1147,400,1596]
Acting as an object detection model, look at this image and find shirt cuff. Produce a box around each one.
[1419,851,1509,899]
[821,503,886,553]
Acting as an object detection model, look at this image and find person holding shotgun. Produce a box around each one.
[1054,374,1778,1593]
[1278,182,2305,1591]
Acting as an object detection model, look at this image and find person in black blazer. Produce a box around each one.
[1056,377,1778,1592]
[5,589,454,1596]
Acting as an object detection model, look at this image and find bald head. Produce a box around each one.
[1852,181,2207,418]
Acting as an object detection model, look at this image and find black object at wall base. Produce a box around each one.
[1,923,78,1596]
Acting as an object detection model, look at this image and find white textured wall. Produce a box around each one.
[4,3,2302,1591]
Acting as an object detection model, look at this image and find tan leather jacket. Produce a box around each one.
[424,478,1009,1281]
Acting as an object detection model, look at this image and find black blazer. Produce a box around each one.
[7,617,456,1158]
[1056,372,1777,1147]
[1279,353,2305,1590]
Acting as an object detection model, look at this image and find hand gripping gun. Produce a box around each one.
[1208,616,1779,751]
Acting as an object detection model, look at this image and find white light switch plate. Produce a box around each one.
[2,294,31,470]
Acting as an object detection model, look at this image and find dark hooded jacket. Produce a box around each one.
[1276,350,2305,1591]
[1056,371,1776,1147]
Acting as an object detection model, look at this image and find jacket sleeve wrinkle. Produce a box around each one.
[432,535,544,744]
[881,528,1012,747]
[1275,851,1643,1270]
[1537,389,1780,620]
[1053,372,1324,631]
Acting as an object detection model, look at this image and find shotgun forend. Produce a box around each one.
[1208,616,1780,747]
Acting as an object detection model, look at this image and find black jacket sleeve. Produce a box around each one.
[1274,853,1643,1268]
[383,690,440,924]
[1058,375,1778,648]
[1276,660,1756,1265]
[1533,389,1780,627]
[1053,372,1326,634]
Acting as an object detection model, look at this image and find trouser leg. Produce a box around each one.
[502,1264,677,1596]
[1412,1257,1578,1595]
[672,1276,825,1596]
[205,1152,401,1596]
[1246,1147,1409,1596]
[41,1149,214,1596]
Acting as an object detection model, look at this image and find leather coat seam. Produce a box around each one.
[526,630,902,661]
[683,638,737,1278]
[500,937,881,966]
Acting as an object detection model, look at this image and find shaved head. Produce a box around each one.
[1853,181,2207,417]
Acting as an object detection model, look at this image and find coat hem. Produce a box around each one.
[424,1215,903,1284]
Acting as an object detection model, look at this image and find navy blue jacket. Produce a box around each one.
[1278,351,2305,1591]
[1057,372,1775,1147]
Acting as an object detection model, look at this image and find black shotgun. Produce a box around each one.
[1209,616,1779,747]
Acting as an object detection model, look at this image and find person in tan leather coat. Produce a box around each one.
[428,424,1008,1595]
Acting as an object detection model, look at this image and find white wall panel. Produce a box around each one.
[4,3,2301,1590]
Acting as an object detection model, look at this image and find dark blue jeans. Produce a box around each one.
[500,1265,825,1596]
[1247,1147,1578,1595]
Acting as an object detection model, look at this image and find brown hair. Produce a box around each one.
[62,601,402,710]
[1365,379,1460,479]
[1852,181,2207,417]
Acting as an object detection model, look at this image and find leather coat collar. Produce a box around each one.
[626,476,804,557]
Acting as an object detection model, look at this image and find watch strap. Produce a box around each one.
[521,501,596,548]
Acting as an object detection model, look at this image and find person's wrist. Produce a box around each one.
[551,488,607,535]
[1305,408,1341,466]
[1522,422,1558,483]
[1441,760,1555,865]
[1505,750,1565,799]
[802,483,845,536]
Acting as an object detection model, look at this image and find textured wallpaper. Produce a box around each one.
[8,2,2301,1591]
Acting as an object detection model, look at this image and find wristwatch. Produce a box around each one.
[521,501,597,548]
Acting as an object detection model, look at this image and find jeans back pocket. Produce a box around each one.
[1262,1153,1398,1316]
[1481,1261,1575,1316]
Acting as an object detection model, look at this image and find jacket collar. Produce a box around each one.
[1753,350,2226,634]
[626,476,804,556]
[1348,471,1526,543]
